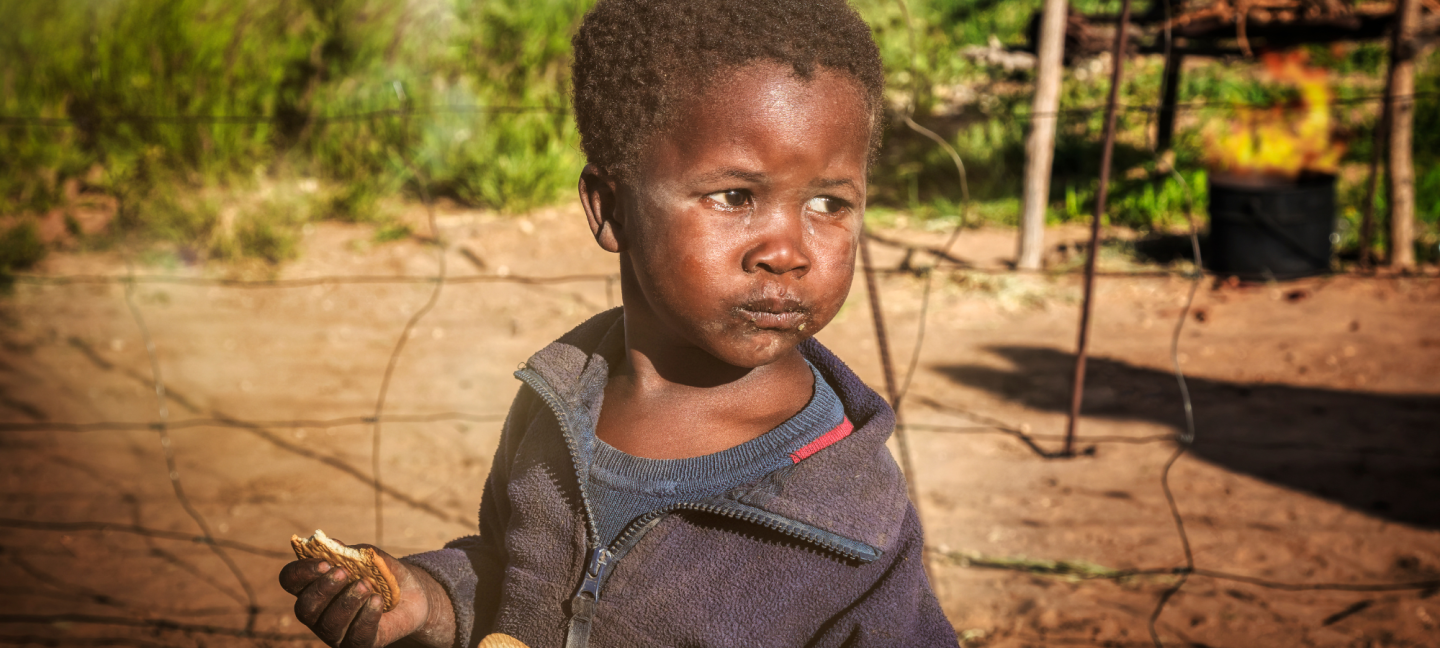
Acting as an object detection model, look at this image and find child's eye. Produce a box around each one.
[704,190,750,208]
[805,196,846,214]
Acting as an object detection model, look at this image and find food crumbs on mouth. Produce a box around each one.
[798,323,805,331]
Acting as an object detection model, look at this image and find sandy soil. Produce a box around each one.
[1,203,1438,648]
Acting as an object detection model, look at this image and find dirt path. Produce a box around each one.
[2,205,1437,647]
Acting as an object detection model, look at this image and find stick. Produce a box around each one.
[858,228,931,585]
[1064,0,1135,457]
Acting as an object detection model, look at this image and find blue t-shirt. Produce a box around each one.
[582,361,845,550]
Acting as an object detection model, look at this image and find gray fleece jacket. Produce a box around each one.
[403,309,957,648]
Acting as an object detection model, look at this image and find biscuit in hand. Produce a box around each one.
[478,634,530,648]
[290,529,400,612]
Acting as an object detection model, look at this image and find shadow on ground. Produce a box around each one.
[933,346,1440,530]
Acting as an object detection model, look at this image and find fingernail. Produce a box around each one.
[328,568,348,582]
[316,561,331,574]
[354,581,370,596]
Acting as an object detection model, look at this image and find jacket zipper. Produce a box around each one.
[564,500,881,648]
[517,367,882,648]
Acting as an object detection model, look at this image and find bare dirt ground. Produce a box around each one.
[2,203,1438,648]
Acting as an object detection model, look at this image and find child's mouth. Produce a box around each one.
[736,297,808,330]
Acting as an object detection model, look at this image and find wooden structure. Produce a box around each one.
[1023,0,1439,267]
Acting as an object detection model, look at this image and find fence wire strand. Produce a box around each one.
[8,272,617,288]
[371,109,447,547]
[1146,4,1203,641]
[0,412,503,434]
[3,93,1437,129]
[121,265,261,634]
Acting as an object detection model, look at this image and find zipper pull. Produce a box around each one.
[565,547,607,648]
[579,546,607,601]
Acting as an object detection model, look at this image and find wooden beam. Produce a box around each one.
[1068,7,1440,50]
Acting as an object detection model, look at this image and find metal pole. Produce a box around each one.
[860,229,918,488]
[1064,0,1134,456]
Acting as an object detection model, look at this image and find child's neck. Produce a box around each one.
[594,314,816,460]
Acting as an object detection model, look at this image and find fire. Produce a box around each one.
[1203,51,1346,180]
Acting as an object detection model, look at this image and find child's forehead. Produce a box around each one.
[688,62,869,112]
[640,63,873,164]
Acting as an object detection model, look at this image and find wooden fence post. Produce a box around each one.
[1156,42,1184,152]
[1389,0,1419,269]
[1018,0,1068,270]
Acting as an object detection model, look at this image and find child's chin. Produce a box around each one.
[708,329,807,369]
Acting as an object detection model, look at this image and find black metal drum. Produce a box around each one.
[1206,173,1336,280]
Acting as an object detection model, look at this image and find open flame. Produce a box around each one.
[1203,51,1345,180]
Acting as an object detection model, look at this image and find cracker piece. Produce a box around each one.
[290,529,400,612]
[477,634,531,648]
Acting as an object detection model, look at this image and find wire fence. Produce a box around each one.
[3,201,1436,646]
[2,26,1439,648]
[3,91,1437,130]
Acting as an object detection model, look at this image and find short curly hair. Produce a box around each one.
[571,0,886,178]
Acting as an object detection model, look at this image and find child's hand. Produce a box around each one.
[279,544,454,648]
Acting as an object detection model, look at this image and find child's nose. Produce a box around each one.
[742,207,810,276]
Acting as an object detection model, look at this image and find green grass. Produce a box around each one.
[0,0,589,262]
[1407,52,1440,262]
[2,0,1436,264]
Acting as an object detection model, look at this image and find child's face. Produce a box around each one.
[587,62,872,369]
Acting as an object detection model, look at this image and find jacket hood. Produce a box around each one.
[519,308,912,555]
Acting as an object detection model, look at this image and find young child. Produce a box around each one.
[279,0,956,645]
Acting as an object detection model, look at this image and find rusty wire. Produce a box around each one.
[0,412,503,434]
[371,101,447,548]
[121,265,260,633]
[3,93,1436,129]
[7,272,617,288]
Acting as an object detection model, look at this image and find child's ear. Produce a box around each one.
[579,164,625,253]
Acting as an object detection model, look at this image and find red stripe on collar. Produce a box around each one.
[788,417,854,464]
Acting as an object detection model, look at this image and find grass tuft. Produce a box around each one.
[937,549,1179,584]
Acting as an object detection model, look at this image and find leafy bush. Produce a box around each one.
[0,0,589,256]
[0,221,47,275]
